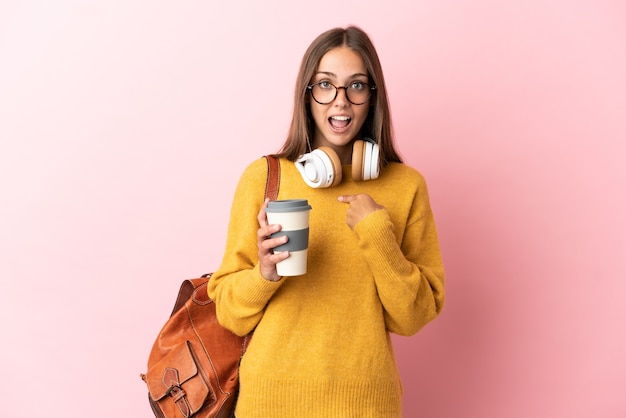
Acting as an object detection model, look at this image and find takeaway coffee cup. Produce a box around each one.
[266,199,312,276]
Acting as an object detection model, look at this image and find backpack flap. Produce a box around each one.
[145,340,214,416]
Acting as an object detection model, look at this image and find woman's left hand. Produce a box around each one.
[338,194,384,230]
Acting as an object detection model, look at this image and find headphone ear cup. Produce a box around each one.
[317,146,342,187]
[367,141,380,180]
[295,146,342,188]
[361,140,380,180]
[351,139,380,181]
[351,140,365,181]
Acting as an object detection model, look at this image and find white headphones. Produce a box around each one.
[295,138,380,188]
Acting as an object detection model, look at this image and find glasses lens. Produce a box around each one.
[346,82,371,105]
[311,82,336,104]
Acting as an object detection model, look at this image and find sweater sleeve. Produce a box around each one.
[207,158,285,336]
[353,175,445,336]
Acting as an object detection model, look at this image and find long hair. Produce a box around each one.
[276,26,402,167]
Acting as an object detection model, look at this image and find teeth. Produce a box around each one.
[330,116,350,121]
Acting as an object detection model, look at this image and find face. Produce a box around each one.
[309,46,371,163]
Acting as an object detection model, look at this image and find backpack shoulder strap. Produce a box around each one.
[264,155,280,201]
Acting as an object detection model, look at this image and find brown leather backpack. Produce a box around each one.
[140,156,279,418]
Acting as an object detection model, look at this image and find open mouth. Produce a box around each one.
[329,115,351,129]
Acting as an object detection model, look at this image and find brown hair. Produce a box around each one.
[275,26,402,167]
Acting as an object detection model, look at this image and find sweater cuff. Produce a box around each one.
[240,264,285,306]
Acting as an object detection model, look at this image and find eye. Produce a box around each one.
[318,81,333,89]
[350,81,366,90]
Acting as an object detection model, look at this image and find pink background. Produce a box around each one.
[1,1,624,417]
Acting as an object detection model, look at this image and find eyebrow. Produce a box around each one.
[314,71,369,79]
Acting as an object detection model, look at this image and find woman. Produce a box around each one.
[208,25,445,418]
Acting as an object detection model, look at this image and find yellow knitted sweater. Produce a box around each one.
[208,157,445,418]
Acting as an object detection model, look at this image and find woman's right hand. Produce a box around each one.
[257,198,289,281]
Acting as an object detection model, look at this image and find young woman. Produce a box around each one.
[208,25,445,418]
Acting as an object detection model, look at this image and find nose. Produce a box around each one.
[334,86,350,106]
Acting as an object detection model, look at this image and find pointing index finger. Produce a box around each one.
[338,194,356,203]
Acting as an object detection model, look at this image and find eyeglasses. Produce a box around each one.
[307,81,376,105]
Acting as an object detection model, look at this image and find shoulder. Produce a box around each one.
[380,162,428,189]
[375,163,435,224]
[378,163,433,214]
[237,157,272,184]
[230,157,277,204]
[241,157,271,176]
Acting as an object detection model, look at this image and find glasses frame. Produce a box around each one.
[307,81,376,105]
